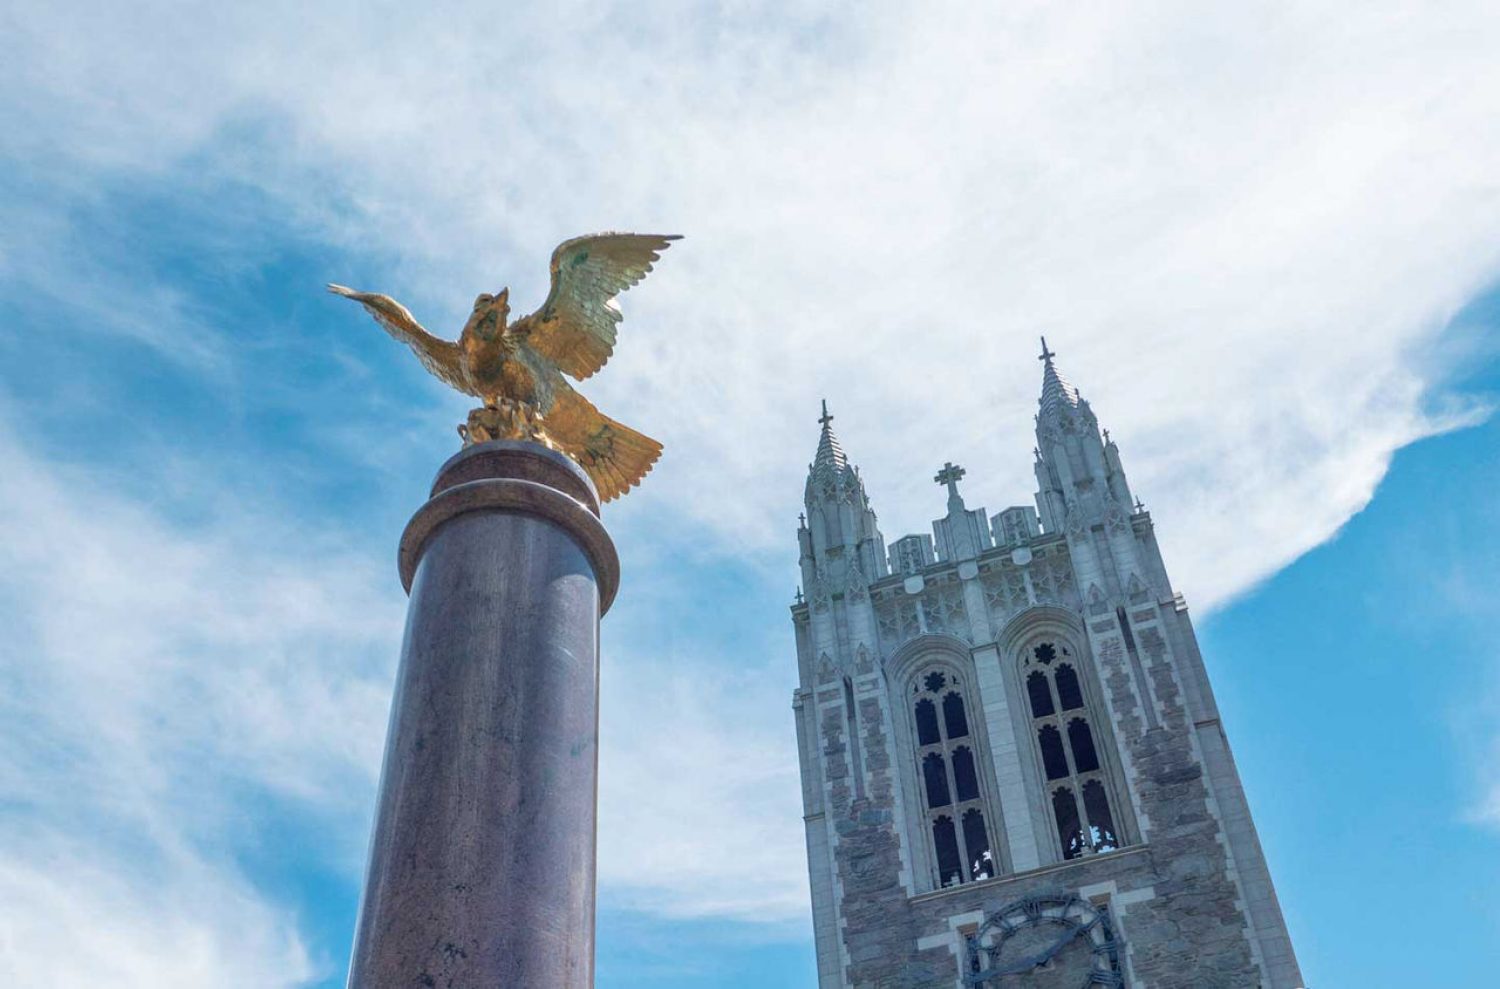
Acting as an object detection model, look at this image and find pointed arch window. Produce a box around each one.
[1023,640,1125,860]
[910,666,996,886]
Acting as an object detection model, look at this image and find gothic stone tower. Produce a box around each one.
[790,346,1301,988]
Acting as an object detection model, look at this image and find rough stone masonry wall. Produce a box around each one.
[809,531,1283,988]
[1077,616,1260,988]
[819,679,918,987]
[815,619,1266,989]
[904,848,1161,987]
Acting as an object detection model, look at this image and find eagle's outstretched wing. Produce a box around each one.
[327,284,469,393]
[519,233,680,381]
[546,383,663,502]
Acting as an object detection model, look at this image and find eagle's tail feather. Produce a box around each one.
[545,386,662,503]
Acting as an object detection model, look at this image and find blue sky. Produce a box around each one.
[2,3,1499,986]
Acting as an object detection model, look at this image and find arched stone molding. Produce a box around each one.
[996,605,1087,658]
[997,606,1140,863]
[883,633,1012,892]
[887,632,973,687]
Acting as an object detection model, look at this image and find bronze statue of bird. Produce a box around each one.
[328,232,678,501]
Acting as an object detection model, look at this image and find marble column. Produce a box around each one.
[348,440,619,989]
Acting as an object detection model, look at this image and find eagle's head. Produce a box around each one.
[474,287,510,317]
[467,288,510,340]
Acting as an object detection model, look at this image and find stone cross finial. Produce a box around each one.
[934,461,966,501]
[798,511,806,527]
[818,399,834,428]
[1038,336,1056,362]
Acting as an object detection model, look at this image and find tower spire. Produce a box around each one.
[812,398,848,478]
[1031,337,1138,535]
[800,398,888,583]
[1038,336,1080,419]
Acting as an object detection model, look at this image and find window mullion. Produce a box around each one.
[1068,783,1089,855]
[1060,717,1089,852]
[1075,776,1099,849]
[1055,713,1081,779]
[945,742,971,882]
[924,803,937,883]
[1051,676,1087,856]
[952,805,971,885]
[1046,674,1082,777]
[942,742,962,814]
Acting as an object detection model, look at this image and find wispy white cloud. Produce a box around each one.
[1429,520,1500,834]
[4,0,1500,980]
[1459,669,1500,833]
[8,1,1498,607]
[599,654,808,923]
[0,190,230,372]
[0,422,814,984]
[1472,737,1500,830]
[0,426,395,984]
[0,832,313,989]
[0,430,399,809]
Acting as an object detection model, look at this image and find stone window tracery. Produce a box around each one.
[909,666,995,887]
[1023,639,1123,860]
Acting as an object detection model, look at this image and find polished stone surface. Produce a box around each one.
[349,442,612,989]
[398,441,619,611]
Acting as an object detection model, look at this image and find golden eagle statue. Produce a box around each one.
[329,232,678,501]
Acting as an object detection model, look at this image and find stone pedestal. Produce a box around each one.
[348,441,619,989]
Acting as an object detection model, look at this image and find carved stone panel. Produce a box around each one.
[874,595,923,657]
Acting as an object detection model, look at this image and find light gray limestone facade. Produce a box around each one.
[790,352,1301,988]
